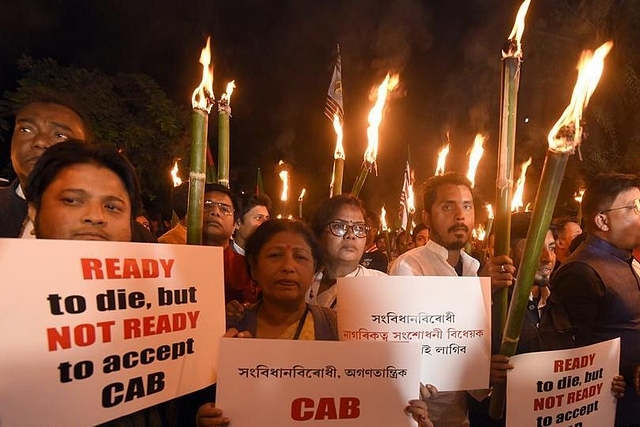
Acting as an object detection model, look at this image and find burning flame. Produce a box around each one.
[503,0,531,58]
[548,41,613,153]
[511,157,532,212]
[380,206,388,231]
[473,224,487,242]
[333,114,345,160]
[170,161,182,187]
[278,161,289,202]
[466,133,486,188]
[364,73,400,164]
[407,172,416,214]
[574,188,585,203]
[191,37,214,112]
[220,80,236,104]
[435,144,450,176]
[298,188,306,202]
[486,204,494,219]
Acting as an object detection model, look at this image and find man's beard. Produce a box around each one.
[432,224,470,250]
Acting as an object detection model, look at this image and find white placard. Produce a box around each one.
[0,239,225,426]
[337,275,491,391]
[507,338,620,427]
[216,338,422,426]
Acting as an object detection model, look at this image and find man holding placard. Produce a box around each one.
[389,172,514,426]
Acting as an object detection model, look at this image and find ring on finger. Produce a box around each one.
[500,264,506,273]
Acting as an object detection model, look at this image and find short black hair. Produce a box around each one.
[25,140,141,218]
[550,216,580,240]
[311,194,367,239]
[582,173,640,232]
[421,172,473,214]
[412,222,429,242]
[235,193,272,221]
[204,183,236,210]
[244,218,324,281]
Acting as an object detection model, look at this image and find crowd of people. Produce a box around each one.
[1,92,639,426]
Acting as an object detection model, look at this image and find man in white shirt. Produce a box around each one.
[390,172,514,426]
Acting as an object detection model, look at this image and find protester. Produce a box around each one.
[306,195,386,309]
[231,192,271,255]
[543,172,640,426]
[389,172,514,426]
[550,215,582,270]
[0,93,88,237]
[202,183,258,305]
[24,140,173,426]
[360,208,389,272]
[412,222,430,247]
[196,218,433,427]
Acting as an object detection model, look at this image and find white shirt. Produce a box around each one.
[16,184,35,239]
[389,239,482,427]
[305,265,386,309]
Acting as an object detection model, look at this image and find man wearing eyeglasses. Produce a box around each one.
[201,183,258,305]
[543,172,640,427]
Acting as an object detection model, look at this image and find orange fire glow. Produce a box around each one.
[220,80,236,104]
[548,41,613,153]
[170,161,182,187]
[511,157,532,212]
[435,144,450,176]
[466,133,486,188]
[298,188,306,202]
[503,0,531,58]
[191,37,214,112]
[278,161,289,202]
[486,204,494,219]
[364,73,400,164]
[380,206,388,231]
[333,114,345,160]
[473,224,487,242]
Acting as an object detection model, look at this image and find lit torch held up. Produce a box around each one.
[351,73,399,197]
[330,114,345,196]
[490,40,613,418]
[186,37,215,245]
[217,80,236,188]
[466,133,486,188]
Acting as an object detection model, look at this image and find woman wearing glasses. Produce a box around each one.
[196,218,433,426]
[306,195,386,310]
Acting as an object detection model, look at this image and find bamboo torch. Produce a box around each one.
[278,161,290,217]
[186,37,215,245]
[466,133,486,188]
[330,114,345,196]
[170,161,183,227]
[217,80,236,188]
[255,167,264,195]
[490,40,613,418]
[492,0,531,370]
[351,73,399,196]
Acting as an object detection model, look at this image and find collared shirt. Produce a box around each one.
[389,239,482,427]
[230,239,245,256]
[15,184,35,239]
[157,223,187,245]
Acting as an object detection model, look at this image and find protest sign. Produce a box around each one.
[337,275,491,390]
[0,239,225,426]
[216,338,422,426]
[507,338,620,427]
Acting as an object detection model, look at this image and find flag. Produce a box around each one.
[324,45,344,121]
[255,167,264,195]
[399,161,412,231]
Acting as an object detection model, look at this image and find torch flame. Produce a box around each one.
[486,204,494,219]
[435,143,450,176]
[473,224,487,242]
[298,188,306,201]
[170,161,182,187]
[220,80,236,104]
[191,37,214,112]
[278,161,289,202]
[466,133,486,188]
[407,171,416,214]
[333,114,345,160]
[574,188,585,203]
[364,73,400,164]
[503,0,531,58]
[511,157,532,212]
[380,206,388,231]
[548,41,613,153]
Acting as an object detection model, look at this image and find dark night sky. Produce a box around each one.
[0,0,597,219]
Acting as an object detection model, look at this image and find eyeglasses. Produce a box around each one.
[327,220,369,238]
[599,198,640,215]
[204,200,235,216]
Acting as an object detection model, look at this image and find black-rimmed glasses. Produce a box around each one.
[599,198,640,215]
[327,220,369,238]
